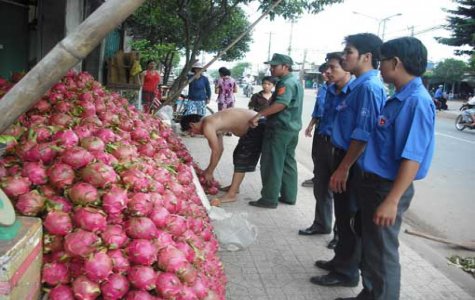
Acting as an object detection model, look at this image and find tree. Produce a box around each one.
[432,58,469,91]
[436,0,475,56]
[127,0,343,103]
[231,62,252,79]
[129,39,180,84]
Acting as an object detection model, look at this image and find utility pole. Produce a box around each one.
[287,21,295,56]
[300,49,307,82]
[408,25,415,36]
[267,32,273,61]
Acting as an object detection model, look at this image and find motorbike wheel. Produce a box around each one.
[455,115,466,131]
[460,105,468,111]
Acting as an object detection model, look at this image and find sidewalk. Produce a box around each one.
[182,134,473,300]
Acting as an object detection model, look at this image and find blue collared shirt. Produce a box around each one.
[188,75,211,101]
[434,87,443,99]
[318,78,354,136]
[331,69,386,150]
[359,77,435,180]
[311,83,328,118]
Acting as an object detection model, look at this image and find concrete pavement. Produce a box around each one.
[181,133,474,300]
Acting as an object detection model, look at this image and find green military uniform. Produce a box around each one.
[259,55,303,206]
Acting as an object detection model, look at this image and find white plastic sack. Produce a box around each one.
[156,105,174,121]
[211,209,258,252]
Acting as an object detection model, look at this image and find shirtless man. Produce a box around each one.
[180,108,265,203]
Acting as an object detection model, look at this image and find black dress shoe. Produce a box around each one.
[249,200,277,209]
[327,237,338,249]
[314,260,334,271]
[310,273,359,287]
[298,225,331,235]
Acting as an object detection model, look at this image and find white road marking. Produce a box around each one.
[435,132,475,145]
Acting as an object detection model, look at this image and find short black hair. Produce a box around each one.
[218,67,231,76]
[380,37,427,76]
[318,63,328,73]
[262,76,277,85]
[325,52,344,65]
[180,114,202,131]
[146,60,155,65]
[344,33,383,69]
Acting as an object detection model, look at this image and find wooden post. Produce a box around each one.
[0,0,146,134]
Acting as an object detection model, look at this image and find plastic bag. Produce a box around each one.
[211,208,257,251]
[156,105,174,121]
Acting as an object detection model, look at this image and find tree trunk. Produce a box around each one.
[0,0,146,134]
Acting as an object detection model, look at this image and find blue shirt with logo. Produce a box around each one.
[318,78,354,137]
[359,77,435,180]
[331,69,386,150]
[311,83,328,118]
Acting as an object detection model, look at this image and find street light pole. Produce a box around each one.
[352,11,402,40]
[379,13,402,41]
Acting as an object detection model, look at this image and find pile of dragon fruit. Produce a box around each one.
[0,71,225,300]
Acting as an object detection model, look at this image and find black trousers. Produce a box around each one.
[329,148,361,281]
[311,134,334,232]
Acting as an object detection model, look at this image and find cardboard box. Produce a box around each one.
[0,216,42,300]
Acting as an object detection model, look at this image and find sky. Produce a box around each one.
[205,0,469,73]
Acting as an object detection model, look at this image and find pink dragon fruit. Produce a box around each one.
[81,162,118,188]
[125,290,156,300]
[149,206,170,228]
[15,189,46,216]
[108,249,130,274]
[52,129,79,148]
[126,239,157,266]
[101,225,129,249]
[68,182,99,205]
[100,273,130,300]
[43,211,73,236]
[80,136,105,152]
[64,229,101,257]
[124,217,158,240]
[127,192,154,216]
[155,272,183,299]
[42,262,70,286]
[48,284,74,300]
[102,186,128,215]
[84,251,113,282]
[127,265,157,291]
[46,195,73,213]
[0,175,31,198]
[47,163,75,189]
[61,147,94,169]
[73,207,107,233]
[21,161,48,185]
[72,276,101,300]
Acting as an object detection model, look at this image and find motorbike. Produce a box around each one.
[459,97,475,111]
[455,109,475,131]
[243,83,254,98]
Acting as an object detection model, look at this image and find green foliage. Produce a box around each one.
[126,0,344,104]
[129,40,179,67]
[231,62,252,78]
[432,58,469,84]
[437,0,475,55]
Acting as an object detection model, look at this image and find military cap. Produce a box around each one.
[264,53,293,66]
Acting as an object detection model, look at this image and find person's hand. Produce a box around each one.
[329,166,349,193]
[305,125,314,137]
[249,115,259,128]
[373,199,398,227]
[203,169,214,184]
[206,98,210,104]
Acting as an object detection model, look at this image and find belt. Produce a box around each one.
[316,134,331,143]
[361,171,393,182]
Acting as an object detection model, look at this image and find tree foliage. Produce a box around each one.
[231,62,252,79]
[437,0,475,56]
[126,0,343,103]
[432,58,469,85]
